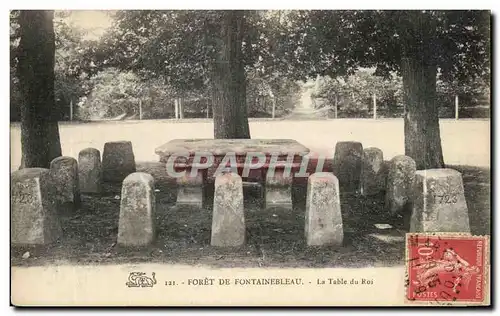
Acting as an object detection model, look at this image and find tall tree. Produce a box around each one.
[11,11,95,122]
[17,10,61,168]
[400,12,443,169]
[212,10,250,138]
[284,10,490,169]
[91,10,277,139]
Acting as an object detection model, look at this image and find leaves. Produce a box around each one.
[280,10,489,86]
[79,68,177,120]
[10,10,490,121]
[313,69,403,114]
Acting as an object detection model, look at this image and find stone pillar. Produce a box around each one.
[11,168,62,245]
[211,172,245,247]
[361,147,384,196]
[385,155,416,216]
[305,172,343,247]
[78,148,102,194]
[332,141,363,194]
[176,168,206,208]
[117,172,156,246]
[410,169,470,233]
[264,167,293,209]
[102,141,136,183]
[50,156,80,208]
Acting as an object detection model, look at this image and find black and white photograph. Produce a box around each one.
[8,6,492,306]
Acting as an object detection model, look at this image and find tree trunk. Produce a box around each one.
[17,10,61,169]
[212,10,250,139]
[334,94,338,119]
[179,97,184,119]
[401,11,444,170]
[402,56,444,170]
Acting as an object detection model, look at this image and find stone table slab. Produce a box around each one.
[155,139,310,161]
[155,139,309,210]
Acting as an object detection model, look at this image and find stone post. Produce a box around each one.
[78,148,102,194]
[361,147,384,196]
[11,168,62,245]
[102,141,136,183]
[50,156,80,208]
[332,141,363,194]
[117,172,156,246]
[305,172,343,247]
[211,172,245,247]
[410,168,470,233]
[385,155,416,216]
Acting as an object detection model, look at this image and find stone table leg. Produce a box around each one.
[176,168,206,208]
[264,167,293,210]
[241,166,266,209]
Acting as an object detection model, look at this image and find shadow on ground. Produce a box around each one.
[11,162,490,269]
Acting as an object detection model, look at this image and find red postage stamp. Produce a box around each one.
[405,233,490,305]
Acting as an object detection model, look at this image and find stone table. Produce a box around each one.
[155,139,310,209]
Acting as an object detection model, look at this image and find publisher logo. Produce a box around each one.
[126,272,157,288]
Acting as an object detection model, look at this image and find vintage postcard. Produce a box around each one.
[9,8,491,307]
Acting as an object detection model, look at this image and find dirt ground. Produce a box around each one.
[10,119,491,268]
[10,162,490,268]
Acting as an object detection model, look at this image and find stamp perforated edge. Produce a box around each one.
[404,232,490,306]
